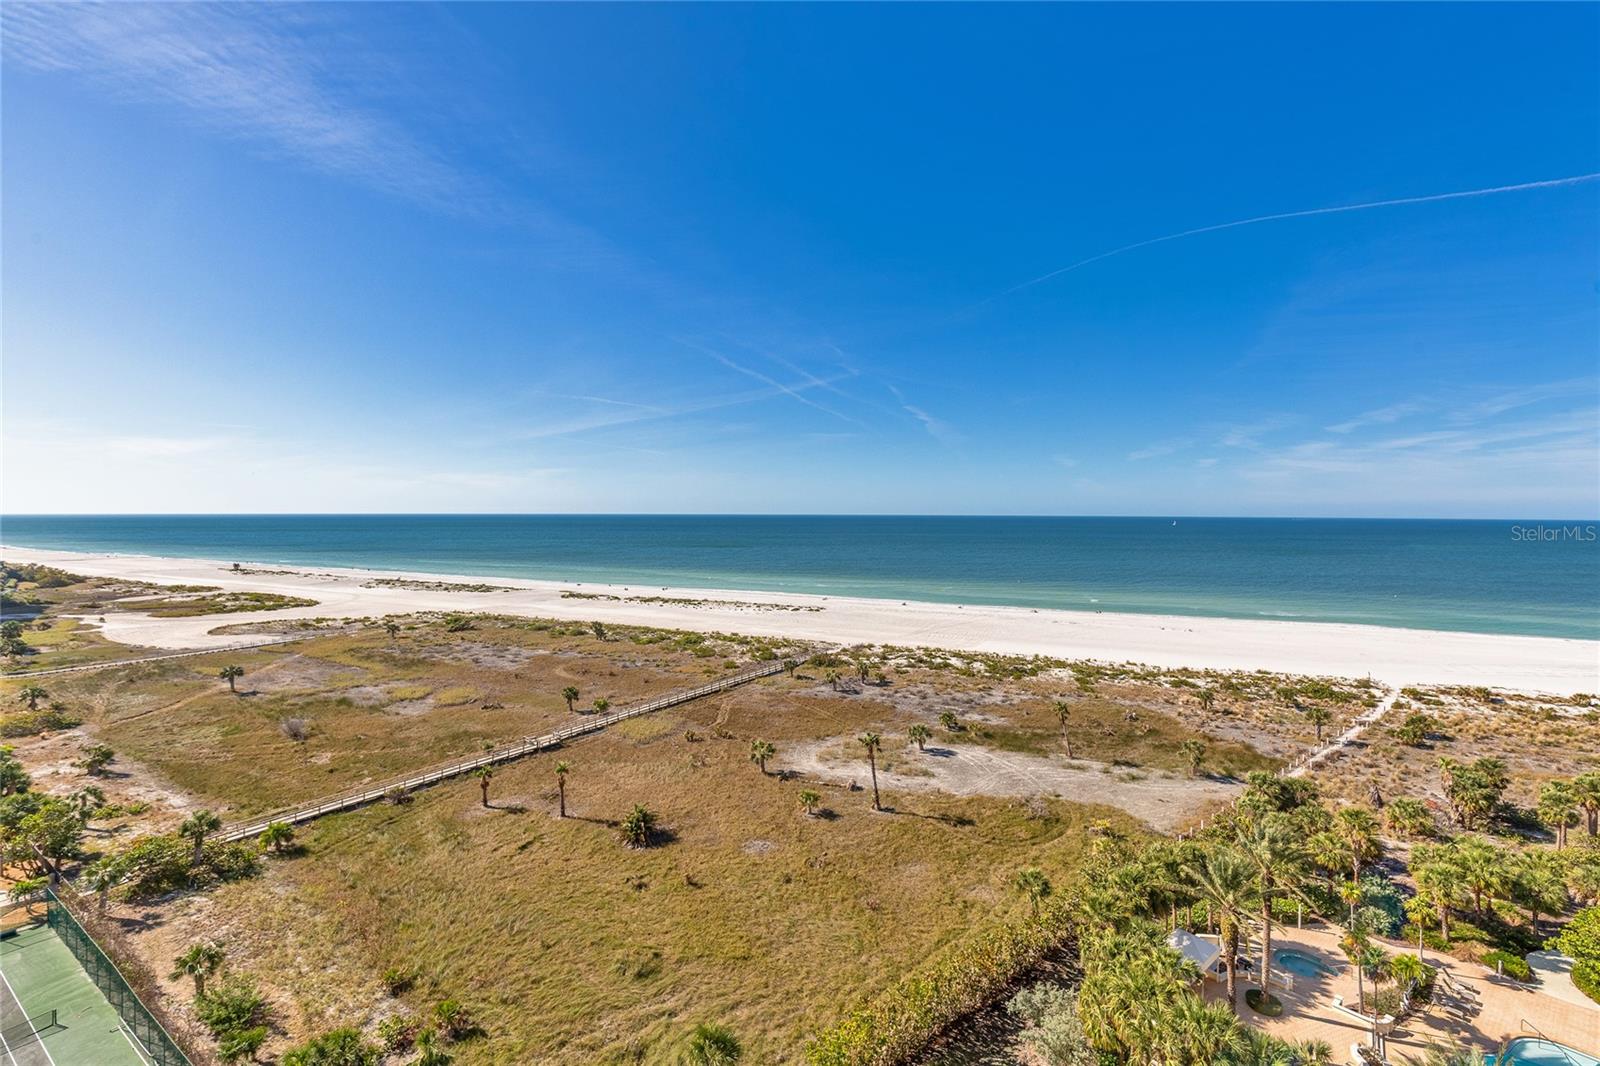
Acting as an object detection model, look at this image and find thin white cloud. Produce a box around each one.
[1326,402,1423,434]
[999,173,1600,297]
[884,384,959,445]
[1127,440,1185,462]
[1218,415,1295,450]
[1450,378,1599,422]
[677,339,861,425]
[3,4,493,212]
[107,435,234,457]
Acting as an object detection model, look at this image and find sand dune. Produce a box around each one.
[4,545,1596,694]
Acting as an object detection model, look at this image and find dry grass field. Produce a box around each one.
[0,581,1413,1063]
[127,718,1133,1063]
[1308,685,1599,821]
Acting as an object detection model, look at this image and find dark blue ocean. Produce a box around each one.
[2,515,1596,639]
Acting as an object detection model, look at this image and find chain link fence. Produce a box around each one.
[45,888,193,1066]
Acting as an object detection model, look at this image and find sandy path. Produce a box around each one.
[778,738,1241,831]
[5,545,1596,694]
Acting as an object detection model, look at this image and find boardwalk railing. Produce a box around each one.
[1,635,312,679]
[218,657,793,842]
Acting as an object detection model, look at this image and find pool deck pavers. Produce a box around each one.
[1206,923,1600,1062]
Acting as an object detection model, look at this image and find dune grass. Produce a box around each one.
[187,715,1132,1064]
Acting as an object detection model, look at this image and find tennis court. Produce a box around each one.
[0,922,150,1066]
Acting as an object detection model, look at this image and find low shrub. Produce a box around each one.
[1550,906,1600,1005]
[281,1027,380,1066]
[1480,950,1532,982]
[195,977,267,1040]
[0,706,82,738]
[1245,988,1283,1016]
[115,835,260,901]
[375,1015,418,1051]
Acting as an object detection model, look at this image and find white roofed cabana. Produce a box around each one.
[1167,929,1224,982]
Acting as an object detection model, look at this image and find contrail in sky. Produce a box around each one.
[1000,172,1600,297]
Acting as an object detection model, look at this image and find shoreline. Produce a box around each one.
[4,544,1597,694]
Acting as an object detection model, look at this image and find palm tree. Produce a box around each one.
[908,724,931,751]
[797,789,821,817]
[1573,771,1600,837]
[217,659,244,694]
[179,810,222,865]
[1332,807,1381,882]
[474,767,494,807]
[1337,880,1365,926]
[383,621,400,640]
[825,669,841,691]
[1357,942,1388,1009]
[748,740,775,775]
[555,761,570,817]
[1158,995,1246,1063]
[68,785,107,824]
[1053,700,1073,757]
[858,732,883,811]
[620,804,656,847]
[1401,1044,1487,1066]
[1384,797,1433,840]
[1015,867,1052,917]
[1413,850,1462,942]
[561,686,579,712]
[82,858,120,914]
[938,710,959,732]
[1509,849,1568,934]
[1402,894,1436,958]
[258,821,294,854]
[1304,705,1332,743]
[1184,845,1256,1011]
[1197,688,1216,711]
[1387,952,1429,1005]
[414,1028,451,1066]
[1453,835,1506,916]
[1295,1039,1335,1066]
[1238,818,1305,1003]
[171,942,225,996]
[16,685,47,710]
[1339,932,1373,1036]
[1537,779,1580,849]
[1179,739,1206,777]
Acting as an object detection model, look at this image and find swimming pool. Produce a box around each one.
[1494,1038,1600,1066]
[1272,948,1338,979]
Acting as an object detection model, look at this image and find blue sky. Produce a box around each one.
[2,2,1596,517]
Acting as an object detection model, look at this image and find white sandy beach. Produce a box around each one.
[4,545,1596,694]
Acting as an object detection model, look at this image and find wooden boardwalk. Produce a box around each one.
[217,657,793,842]
[1,636,309,679]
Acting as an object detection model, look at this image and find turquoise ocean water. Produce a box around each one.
[1,515,1596,640]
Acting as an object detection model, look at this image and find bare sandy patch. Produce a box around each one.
[778,738,1239,831]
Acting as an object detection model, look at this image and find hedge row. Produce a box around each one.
[805,898,1076,1065]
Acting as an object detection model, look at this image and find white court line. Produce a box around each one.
[112,1021,153,1066]
[0,962,57,1066]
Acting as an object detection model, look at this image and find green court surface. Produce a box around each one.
[0,922,150,1066]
